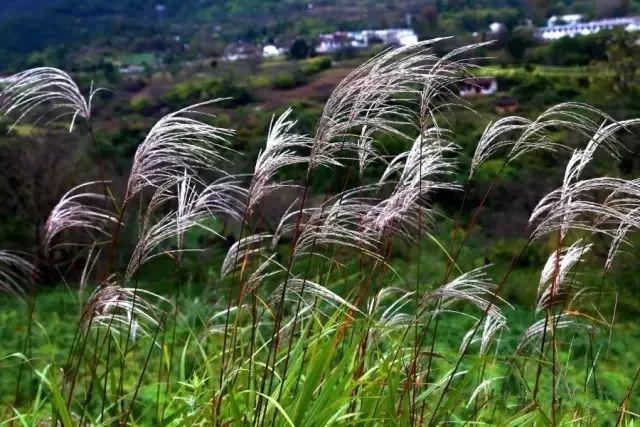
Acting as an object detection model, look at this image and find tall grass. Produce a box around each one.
[1,39,639,425]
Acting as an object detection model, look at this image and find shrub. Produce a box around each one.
[301,55,332,76]
[129,95,153,113]
[164,77,253,108]
[271,71,306,89]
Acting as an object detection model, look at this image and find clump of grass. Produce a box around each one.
[1,38,640,426]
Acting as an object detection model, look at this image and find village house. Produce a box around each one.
[119,64,146,75]
[222,41,260,62]
[458,77,498,98]
[262,44,286,58]
[494,96,519,114]
[316,28,418,54]
[538,16,640,40]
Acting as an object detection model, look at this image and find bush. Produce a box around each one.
[129,95,153,113]
[301,55,332,76]
[529,32,609,66]
[289,38,312,60]
[164,77,253,108]
[271,71,306,90]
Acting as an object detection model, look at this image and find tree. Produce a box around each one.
[527,0,550,24]
[414,4,439,39]
[289,38,311,60]
[606,30,640,93]
[505,29,534,63]
[596,0,630,18]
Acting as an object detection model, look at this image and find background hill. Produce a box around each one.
[3,0,635,68]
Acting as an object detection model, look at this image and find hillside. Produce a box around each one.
[3,0,636,69]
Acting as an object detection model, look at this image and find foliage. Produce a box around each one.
[606,29,640,93]
[164,77,253,108]
[1,33,640,427]
[289,38,313,60]
[301,56,332,76]
[271,71,307,89]
[529,32,609,66]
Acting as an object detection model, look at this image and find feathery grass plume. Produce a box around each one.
[81,281,168,340]
[126,100,235,199]
[529,177,640,240]
[311,38,482,169]
[221,233,273,278]
[536,241,591,313]
[366,288,414,339]
[125,174,246,282]
[79,245,101,295]
[528,119,640,242]
[422,266,508,329]
[271,197,301,247]
[0,250,37,296]
[516,313,584,353]
[0,67,96,132]
[125,178,205,283]
[459,313,506,356]
[240,255,285,296]
[247,108,312,211]
[197,176,249,223]
[466,377,503,408]
[470,103,616,177]
[364,133,458,241]
[292,187,381,260]
[42,182,118,256]
[267,277,361,315]
[604,206,640,271]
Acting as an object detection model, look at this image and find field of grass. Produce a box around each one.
[1,284,638,425]
[1,40,640,426]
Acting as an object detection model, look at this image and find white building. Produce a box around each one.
[538,16,640,40]
[547,14,584,27]
[458,77,498,98]
[489,22,506,35]
[119,65,145,75]
[316,28,418,53]
[262,44,285,58]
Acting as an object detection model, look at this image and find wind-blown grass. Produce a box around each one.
[1,39,639,426]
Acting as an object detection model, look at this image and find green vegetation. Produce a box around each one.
[1,1,640,425]
[1,38,640,426]
[163,77,253,108]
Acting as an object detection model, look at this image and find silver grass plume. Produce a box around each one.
[0,67,96,132]
[126,100,235,199]
[42,182,118,256]
[0,250,37,296]
[364,132,458,241]
[197,176,248,224]
[459,314,506,356]
[292,188,381,260]
[247,108,312,211]
[267,277,361,315]
[125,175,246,282]
[466,377,503,408]
[79,245,101,295]
[530,177,640,241]
[366,288,414,342]
[470,103,615,177]
[81,281,169,340]
[312,39,482,170]
[422,267,508,334]
[272,197,301,247]
[605,206,640,271]
[529,119,640,241]
[244,255,282,294]
[536,240,591,313]
[516,313,584,353]
[221,233,272,278]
